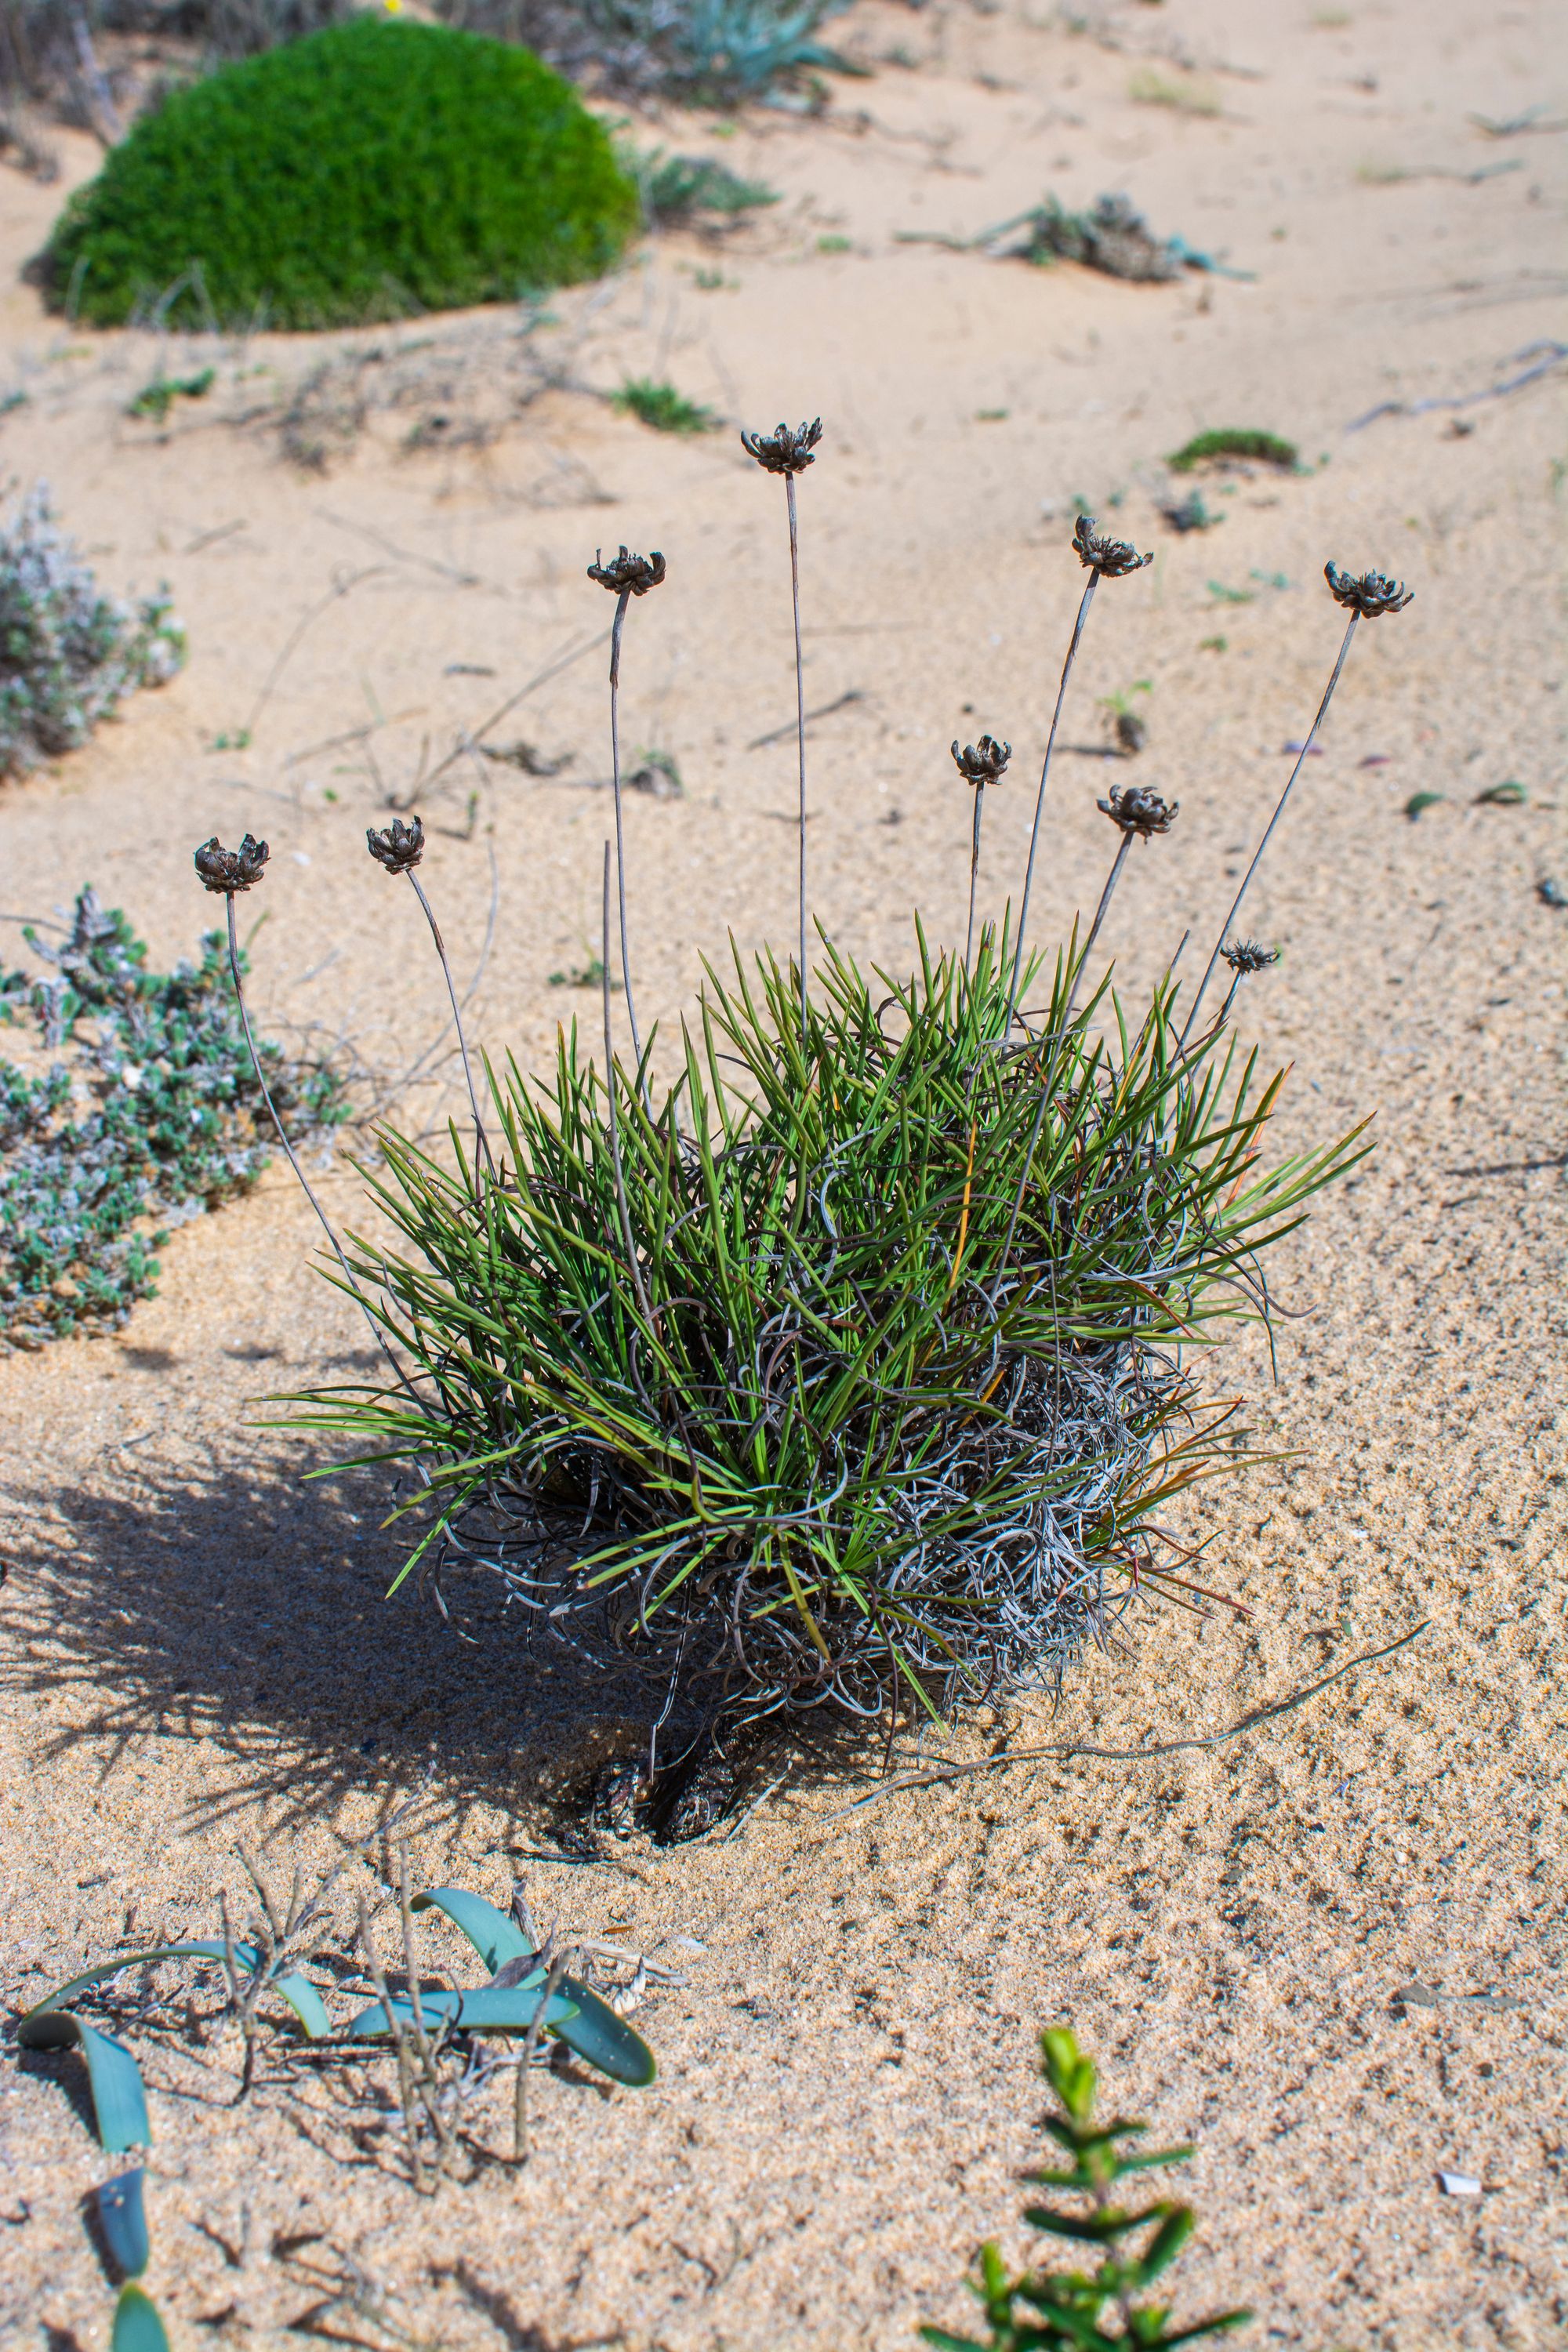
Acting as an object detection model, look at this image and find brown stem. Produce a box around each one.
[1004,572,1098,1037]
[405,868,495,1179]
[1181,608,1360,1046]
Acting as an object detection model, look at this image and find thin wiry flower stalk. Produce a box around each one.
[201,851,416,1399]
[368,818,495,1178]
[953,735,1011,970]
[588,546,666,1097]
[1183,562,1410,1040]
[1181,608,1359,1044]
[1007,519,1152,1036]
[786,474,808,1036]
[602,842,655,1335]
[742,421,822,1041]
[967,785,986,966]
[1004,571,1098,1036]
[608,590,644,1076]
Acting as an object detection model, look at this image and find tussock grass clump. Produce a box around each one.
[305,929,1358,1727]
[41,16,639,330]
[196,441,1410,1768]
[0,484,183,777]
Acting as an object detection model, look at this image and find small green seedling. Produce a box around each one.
[1200,633,1229,652]
[1475,779,1526,805]
[1207,580,1254,605]
[550,953,619,989]
[921,2027,1252,2351]
[816,233,853,253]
[612,377,721,434]
[1169,429,1298,474]
[126,368,216,423]
[1404,791,1444,819]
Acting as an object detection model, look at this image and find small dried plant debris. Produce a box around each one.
[921,2026,1252,2350]
[1323,561,1414,616]
[950,735,1011,787]
[0,483,184,778]
[587,545,666,596]
[1015,192,1185,282]
[741,416,824,475]
[366,815,426,873]
[194,833,270,894]
[0,890,345,1351]
[1098,782,1177,837]
[1160,489,1222,534]
[1073,514,1153,577]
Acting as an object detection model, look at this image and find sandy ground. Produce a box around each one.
[1,0,1565,2344]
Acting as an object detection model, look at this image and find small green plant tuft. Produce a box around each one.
[42,16,640,330]
[639,151,779,223]
[1128,65,1221,115]
[921,2027,1252,2351]
[0,484,183,778]
[0,890,347,1350]
[125,367,216,423]
[1168,429,1299,474]
[612,376,721,434]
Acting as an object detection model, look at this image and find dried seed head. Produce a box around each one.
[950,734,1011,787]
[587,546,666,597]
[194,833,269,894]
[1098,782,1178,837]
[1073,515,1153,578]
[365,815,426,874]
[1221,936,1279,975]
[1323,561,1414,618]
[740,419,823,477]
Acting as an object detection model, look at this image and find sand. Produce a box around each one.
[0,0,1564,2343]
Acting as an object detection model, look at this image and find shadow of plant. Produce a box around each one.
[0,1434,666,1842]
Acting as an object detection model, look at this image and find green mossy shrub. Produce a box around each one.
[42,16,640,331]
[0,891,347,1351]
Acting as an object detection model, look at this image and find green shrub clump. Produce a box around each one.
[42,16,640,331]
[0,892,347,1351]
[1168,430,1299,474]
[0,485,183,779]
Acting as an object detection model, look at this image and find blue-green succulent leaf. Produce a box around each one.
[111,2283,171,2352]
[96,2169,150,2279]
[409,1887,532,1975]
[16,2012,150,2151]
